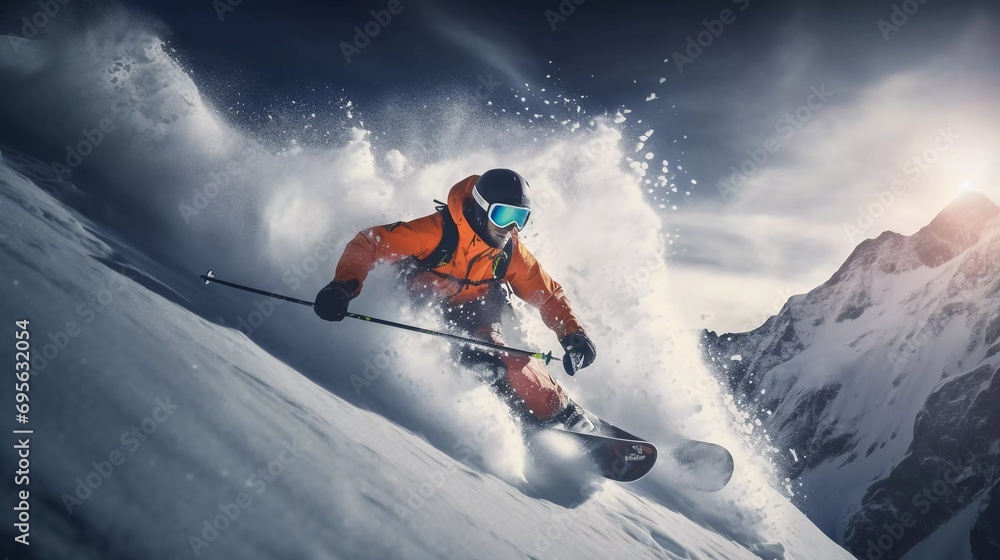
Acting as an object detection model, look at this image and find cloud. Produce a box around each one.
[666,15,1000,333]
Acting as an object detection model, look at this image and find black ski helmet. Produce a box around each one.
[464,168,532,246]
[474,168,531,209]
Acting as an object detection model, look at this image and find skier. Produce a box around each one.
[315,169,597,431]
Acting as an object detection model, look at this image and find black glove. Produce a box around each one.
[314,280,357,321]
[560,331,596,376]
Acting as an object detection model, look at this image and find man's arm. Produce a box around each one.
[507,241,596,375]
[333,214,441,296]
[505,240,583,340]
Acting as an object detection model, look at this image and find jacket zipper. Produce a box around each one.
[458,237,496,293]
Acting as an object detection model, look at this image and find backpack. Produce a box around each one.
[410,200,513,283]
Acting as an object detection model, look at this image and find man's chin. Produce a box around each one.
[488,232,511,248]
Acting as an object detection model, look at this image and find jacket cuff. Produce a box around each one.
[332,277,361,298]
[555,321,584,341]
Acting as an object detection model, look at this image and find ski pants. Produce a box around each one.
[440,285,569,421]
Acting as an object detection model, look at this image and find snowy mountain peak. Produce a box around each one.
[701,191,1000,559]
[822,230,907,289]
[930,190,998,225]
[911,191,1000,268]
[824,192,999,292]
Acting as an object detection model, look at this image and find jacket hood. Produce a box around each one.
[446,175,478,230]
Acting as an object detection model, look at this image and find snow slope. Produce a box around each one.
[0,149,850,559]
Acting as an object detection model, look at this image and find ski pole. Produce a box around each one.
[199,270,559,365]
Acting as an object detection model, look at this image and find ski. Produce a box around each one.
[555,414,734,490]
[553,428,659,483]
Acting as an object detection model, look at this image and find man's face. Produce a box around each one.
[484,220,514,248]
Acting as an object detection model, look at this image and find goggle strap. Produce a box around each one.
[472,186,489,211]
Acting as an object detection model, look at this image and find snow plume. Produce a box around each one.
[0,12,818,554]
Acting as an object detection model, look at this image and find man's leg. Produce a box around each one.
[444,285,573,424]
[441,293,508,382]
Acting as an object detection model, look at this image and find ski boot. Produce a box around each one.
[551,401,596,433]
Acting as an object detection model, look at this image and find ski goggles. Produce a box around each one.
[472,186,531,230]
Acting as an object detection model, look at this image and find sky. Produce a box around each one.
[2,0,999,332]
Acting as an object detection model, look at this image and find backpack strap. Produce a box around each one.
[410,200,515,282]
[413,201,458,270]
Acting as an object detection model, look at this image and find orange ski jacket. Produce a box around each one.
[333,175,584,339]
